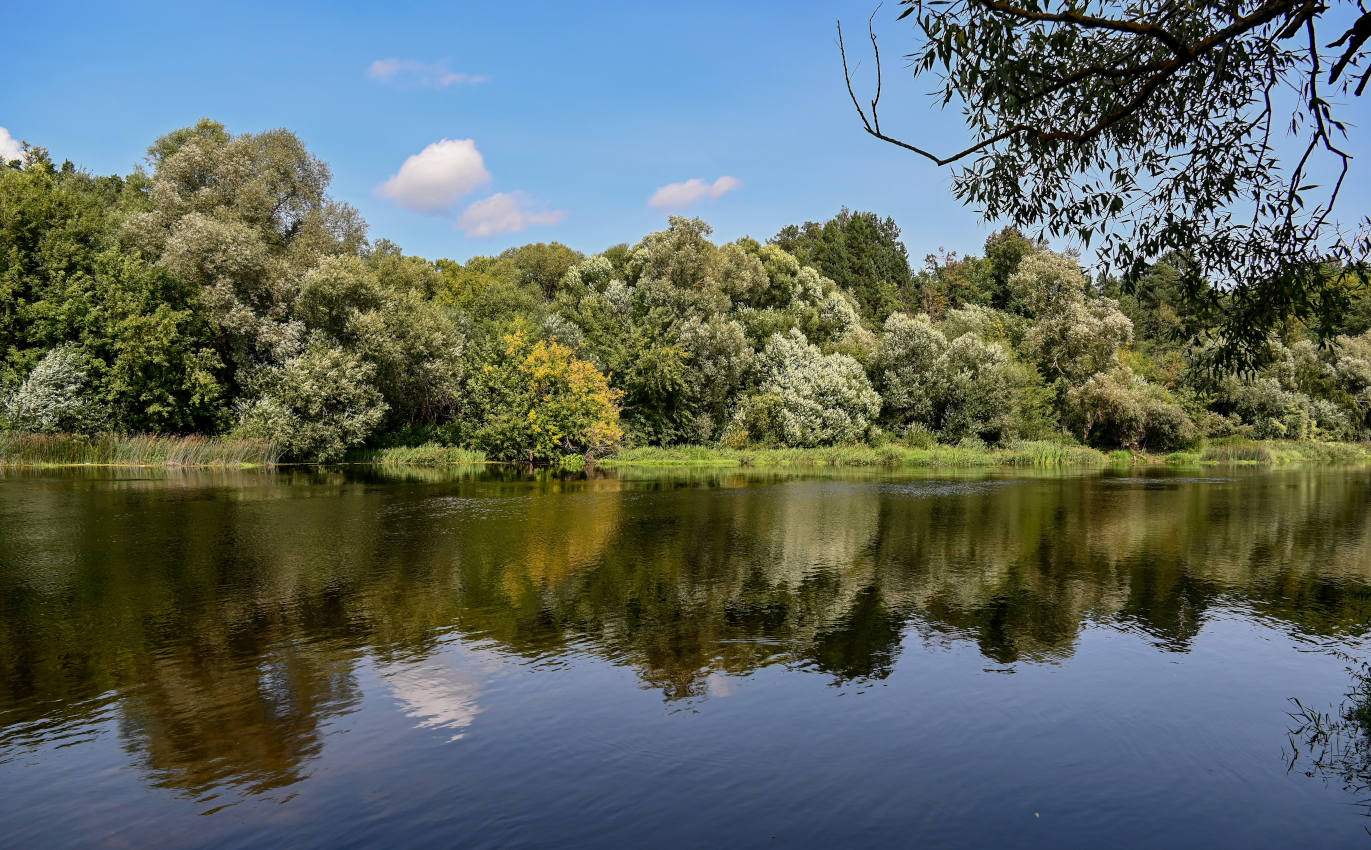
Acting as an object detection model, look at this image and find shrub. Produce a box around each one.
[1216,376,1351,441]
[930,334,1027,442]
[1064,368,1198,451]
[872,312,1049,442]
[2,345,106,434]
[902,422,939,448]
[727,330,880,447]
[235,345,388,462]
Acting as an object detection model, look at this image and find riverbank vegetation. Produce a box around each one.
[3,121,1370,465]
[602,439,1371,469]
[1289,658,1371,812]
[602,442,1108,468]
[0,431,278,468]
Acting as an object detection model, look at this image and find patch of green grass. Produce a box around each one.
[1201,439,1274,463]
[345,444,487,465]
[1165,451,1203,466]
[602,441,1109,469]
[1196,439,1371,465]
[1000,440,1105,467]
[1265,440,1371,464]
[0,431,280,467]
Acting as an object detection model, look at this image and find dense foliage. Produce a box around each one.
[3,121,1371,461]
[840,0,1371,365]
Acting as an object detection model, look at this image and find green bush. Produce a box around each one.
[2,345,107,434]
[872,312,1046,442]
[1065,368,1197,452]
[727,330,880,447]
[234,345,388,462]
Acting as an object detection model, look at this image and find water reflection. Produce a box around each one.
[384,655,485,742]
[0,464,1369,809]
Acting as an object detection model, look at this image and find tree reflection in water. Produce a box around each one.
[0,464,1369,803]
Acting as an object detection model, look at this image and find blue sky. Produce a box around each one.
[3,0,1368,266]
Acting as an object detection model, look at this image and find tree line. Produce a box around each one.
[2,120,1370,462]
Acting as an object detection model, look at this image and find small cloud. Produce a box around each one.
[368,59,489,88]
[0,127,22,163]
[376,138,491,214]
[648,175,742,211]
[457,192,566,238]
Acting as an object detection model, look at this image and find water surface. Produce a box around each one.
[2,465,1370,847]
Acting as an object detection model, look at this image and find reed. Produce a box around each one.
[1201,439,1274,463]
[601,441,1109,469]
[0,431,280,467]
[1164,451,1204,466]
[345,444,487,465]
[1264,440,1371,464]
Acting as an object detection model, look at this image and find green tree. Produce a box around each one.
[728,329,881,447]
[499,242,584,299]
[1015,253,1133,383]
[467,323,624,462]
[234,344,388,462]
[295,256,465,426]
[123,121,366,379]
[771,208,914,321]
[0,150,116,384]
[839,0,1371,363]
[0,149,227,432]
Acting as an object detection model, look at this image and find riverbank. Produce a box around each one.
[598,441,1105,469]
[4,431,1370,470]
[599,439,1371,469]
[344,445,488,465]
[0,432,280,468]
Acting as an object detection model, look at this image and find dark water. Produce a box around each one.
[2,465,1371,848]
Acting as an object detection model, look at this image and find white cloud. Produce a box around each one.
[0,127,22,163]
[648,175,742,211]
[368,59,489,88]
[456,192,566,238]
[376,138,491,213]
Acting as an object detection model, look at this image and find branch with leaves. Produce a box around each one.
[841,0,1371,366]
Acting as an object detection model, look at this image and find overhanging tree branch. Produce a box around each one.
[838,0,1370,363]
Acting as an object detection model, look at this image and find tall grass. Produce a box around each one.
[1001,440,1109,466]
[1201,440,1275,463]
[0,431,280,467]
[601,441,1108,469]
[345,443,487,465]
[1201,439,1371,464]
[1265,440,1371,464]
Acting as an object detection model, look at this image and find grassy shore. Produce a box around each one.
[4,431,1368,470]
[0,432,279,468]
[344,444,487,465]
[599,439,1371,469]
[599,440,1108,469]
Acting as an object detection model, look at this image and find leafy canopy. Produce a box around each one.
[840,0,1371,364]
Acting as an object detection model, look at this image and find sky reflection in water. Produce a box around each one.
[1,465,1369,848]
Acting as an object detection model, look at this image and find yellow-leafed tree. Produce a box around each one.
[468,322,623,462]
